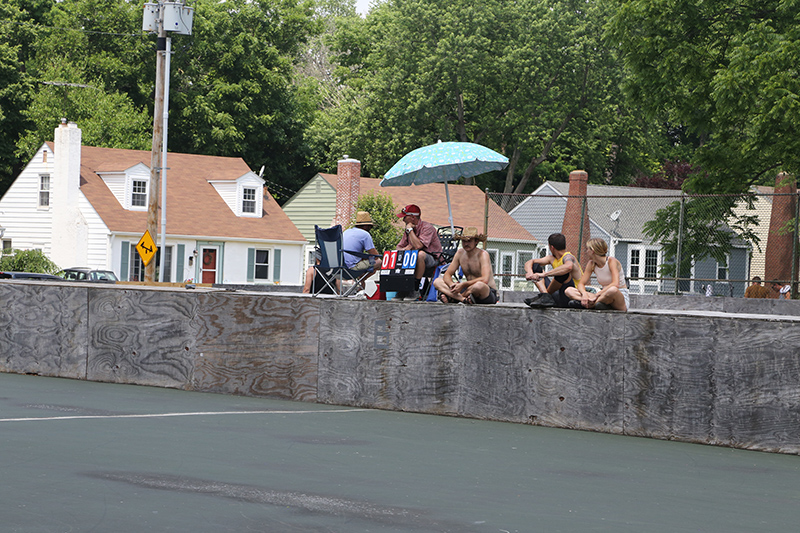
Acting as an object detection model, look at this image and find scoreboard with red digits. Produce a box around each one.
[379,250,419,292]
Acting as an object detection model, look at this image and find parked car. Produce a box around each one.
[59,267,119,283]
[0,271,63,280]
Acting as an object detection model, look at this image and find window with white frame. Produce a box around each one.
[644,249,659,279]
[2,239,11,254]
[516,250,534,289]
[242,187,256,214]
[38,174,50,207]
[628,245,661,294]
[717,254,729,280]
[486,249,498,272]
[517,251,534,276]
[500,252,514,290]
[129,244,172,282]
[254,249,270,280]
[129,243,143,281]
[131,179,147,207]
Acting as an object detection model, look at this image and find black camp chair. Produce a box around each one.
[436,225,463,265]
[313,225,379,296]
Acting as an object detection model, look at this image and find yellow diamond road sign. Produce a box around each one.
[136,230,157,266]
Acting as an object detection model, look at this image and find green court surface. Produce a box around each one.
[1,372,798,532]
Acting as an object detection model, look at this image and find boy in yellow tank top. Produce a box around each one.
[523,233,583,307]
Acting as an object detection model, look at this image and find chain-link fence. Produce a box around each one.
[484,188,800,298]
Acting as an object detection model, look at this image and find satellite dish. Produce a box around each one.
[258,165,265,178]
[609,210,621,221]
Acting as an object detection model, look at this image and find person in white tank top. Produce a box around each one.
[564,238,629,311]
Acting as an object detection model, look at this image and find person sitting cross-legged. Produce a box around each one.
[433,227,498,304]
[564,238,628,311]
[523,232,583,308]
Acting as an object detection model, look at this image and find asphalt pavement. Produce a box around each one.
[1,372,798,532]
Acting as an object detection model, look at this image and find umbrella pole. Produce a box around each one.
[444,180,455,236]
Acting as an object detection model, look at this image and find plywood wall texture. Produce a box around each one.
[0,282,87,378]
[317,301,625,434]
[192,293,318,402]
[4,281,800,455]
[86,287,198,388]
[319,302,800,454]
[625,314,800,453]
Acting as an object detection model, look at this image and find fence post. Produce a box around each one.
[484,189,490,249]
[793,191,800,299]
[674,192,685,295]
[577,197,587,263]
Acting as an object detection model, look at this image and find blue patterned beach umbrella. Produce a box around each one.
[380,141,509,233]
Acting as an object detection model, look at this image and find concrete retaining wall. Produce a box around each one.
[2,280,799,454]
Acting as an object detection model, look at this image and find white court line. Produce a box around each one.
[0,408,370,423]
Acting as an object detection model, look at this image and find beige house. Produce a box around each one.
[731,185,774,280]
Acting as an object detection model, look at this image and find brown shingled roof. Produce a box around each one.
[49,143,304,242]
[319,174,536,243]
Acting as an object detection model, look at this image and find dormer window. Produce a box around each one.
[242,187,256,214]
[97,163,150,211]
[209,172,263,217]
[132,179,147,208]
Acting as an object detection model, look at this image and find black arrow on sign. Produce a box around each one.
[141,244,153,253]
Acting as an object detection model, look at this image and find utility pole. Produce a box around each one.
[143,2,193,282]
[146,24,165,282]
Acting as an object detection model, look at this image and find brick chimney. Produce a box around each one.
[561,170,591,261]
[52,119,88,268]
[332,155,361,228]
[764,172,797,284]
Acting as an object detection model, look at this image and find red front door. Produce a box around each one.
[201,248,217,284]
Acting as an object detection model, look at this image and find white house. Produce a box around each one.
[0,121,307,285]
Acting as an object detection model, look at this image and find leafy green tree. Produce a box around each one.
[167,0,321,196]
[1,0,322,201]
[17,64,152,157]
[352,190,400,252]
[0,41,33,192]
[0,0,51,192]
[606,0,800,193]
[0,248,61,273]
[29,0,152,108]
[643,195,761,280]
[316,0,651,192]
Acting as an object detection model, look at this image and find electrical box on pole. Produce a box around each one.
[142,4,159,32]
[143,2,193,35]
[163,2,194,35]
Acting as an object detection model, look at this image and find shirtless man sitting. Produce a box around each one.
[433,227,498,304]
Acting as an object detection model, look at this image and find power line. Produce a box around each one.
[0,18,148,39]
[263,178,298,198]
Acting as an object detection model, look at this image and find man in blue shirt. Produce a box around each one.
[343,211,380,271]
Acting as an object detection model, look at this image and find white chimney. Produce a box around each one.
[51,120,88,268]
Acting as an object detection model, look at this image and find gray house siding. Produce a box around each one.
[510,183,752,296]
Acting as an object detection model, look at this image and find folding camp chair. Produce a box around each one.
[313,225,380,297]
[436,225,463,265]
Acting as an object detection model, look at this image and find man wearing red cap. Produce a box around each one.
[396,204,443,301]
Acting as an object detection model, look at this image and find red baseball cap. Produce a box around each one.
[398,204,421,217]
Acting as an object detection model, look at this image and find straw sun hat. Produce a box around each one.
[354,211,375,226]
[454,227,487,242]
